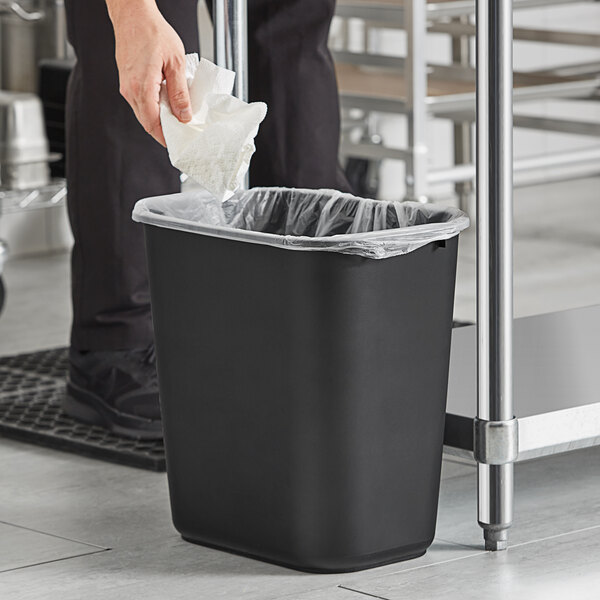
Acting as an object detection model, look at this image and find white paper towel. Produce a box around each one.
[160,54,267,202]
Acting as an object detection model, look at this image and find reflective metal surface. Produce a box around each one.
[404,0,428,202]
[473,417,518,465]
[0,91,50,190]
[0,239,7,271]
[427,146,600,185]
[445,306,600,462]
[476,0,515,551]
[214,0,248,189]
[214,0,248,102]
[0,0,70,93]
[451,13,473,213]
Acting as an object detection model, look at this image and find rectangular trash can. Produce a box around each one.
[133,187,469,573]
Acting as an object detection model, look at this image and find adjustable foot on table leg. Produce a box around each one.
[484,527,509,551]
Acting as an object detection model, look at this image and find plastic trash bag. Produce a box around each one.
[133,187,470,259]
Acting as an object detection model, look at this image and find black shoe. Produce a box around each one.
[63,345,163,440]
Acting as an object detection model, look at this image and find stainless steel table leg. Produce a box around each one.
[214,0,248,102]
[214,0,249,190]
[405,0,428,202]
[452,15,473,213]
[475,0,517,552]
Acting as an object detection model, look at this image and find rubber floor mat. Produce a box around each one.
[0,348,165,471]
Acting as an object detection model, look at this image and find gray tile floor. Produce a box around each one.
[0,437,598,599]
[0,177,599,598]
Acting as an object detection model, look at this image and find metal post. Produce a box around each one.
[404,0,428,203]
[451,14,473,213]
[214,0,249,189]
[214,0,248,102]
[52,0,68,59]
[475,0,517,552]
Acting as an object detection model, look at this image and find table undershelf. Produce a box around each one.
[444,305,600,462]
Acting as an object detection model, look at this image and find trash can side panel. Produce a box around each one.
[145,228,299,550]
[290,238,458,563]
[144,224,459,572]
[145,227,360,563]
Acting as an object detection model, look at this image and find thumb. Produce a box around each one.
[165,58,192,123]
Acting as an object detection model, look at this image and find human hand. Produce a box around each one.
[107,0,192,146]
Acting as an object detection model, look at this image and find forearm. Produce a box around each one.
[106,0,159,28]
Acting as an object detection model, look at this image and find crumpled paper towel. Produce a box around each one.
[160,54,267,202]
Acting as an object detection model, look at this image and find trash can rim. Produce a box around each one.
[132,189,470,259]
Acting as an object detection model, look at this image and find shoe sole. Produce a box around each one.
[64,380,163,441]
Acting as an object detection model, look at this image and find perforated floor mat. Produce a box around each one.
[0,348,165,471]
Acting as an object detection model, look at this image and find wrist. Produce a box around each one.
[106,0,160,29]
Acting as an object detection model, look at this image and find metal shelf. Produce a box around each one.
[334,0,600,201]
[336,62,599,114]
[445,306,600,462]
[0,180,66,215]
[430,21,600,47]
[336,0,597,22]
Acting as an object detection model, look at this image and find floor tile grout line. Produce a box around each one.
[338,585,392,600]
[435,524,600,557]
[506,522,600,551]
[338,524,600,595]
[0,548,109,575]
[365,523,600,582]
[0,520,110,551]
[336,548,489,587]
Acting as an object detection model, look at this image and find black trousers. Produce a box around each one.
[65,0,349,351]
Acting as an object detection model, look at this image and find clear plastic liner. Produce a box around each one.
[133,187,470,259]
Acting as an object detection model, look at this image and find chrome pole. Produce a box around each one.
[214,0,249,189]
[451,14,473,213]
[476,0,516,551]
[404,0,428,202]
[214,0,248,102]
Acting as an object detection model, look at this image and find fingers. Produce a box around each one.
[142,117,167,147]
[121,77,167,147]
[117,52,191,145]
[164,56,192,123]
[138,78,167,146]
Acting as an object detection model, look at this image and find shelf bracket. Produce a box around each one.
[474,417,519,465]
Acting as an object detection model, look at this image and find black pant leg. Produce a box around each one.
[205,0,350,191]
[247,0,351,191]
[65,0,199,351]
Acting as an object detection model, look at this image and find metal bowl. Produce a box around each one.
[0,90,51,190]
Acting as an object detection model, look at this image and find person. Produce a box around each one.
[62,0,350,438]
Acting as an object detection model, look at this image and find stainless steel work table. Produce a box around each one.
[445,305,600,462]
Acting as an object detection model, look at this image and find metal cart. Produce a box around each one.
[0,182,67,314]
[0,0,70,313]
[333,0,600,206]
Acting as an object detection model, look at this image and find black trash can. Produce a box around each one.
[133,188,469,573]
